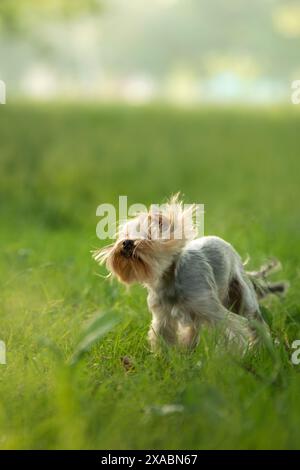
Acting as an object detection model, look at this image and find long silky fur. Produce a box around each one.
[92,195,289,351]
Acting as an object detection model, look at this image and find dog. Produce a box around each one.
[93,196,287,350]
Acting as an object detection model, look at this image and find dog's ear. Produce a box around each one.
[162,194,197,241]
[147,211,171,240]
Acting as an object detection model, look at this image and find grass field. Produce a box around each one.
[0,104,300,449]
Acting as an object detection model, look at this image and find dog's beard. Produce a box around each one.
[108,240,153,284]
[94,238,185,285]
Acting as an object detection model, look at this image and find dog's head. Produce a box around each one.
[93,195,197,285]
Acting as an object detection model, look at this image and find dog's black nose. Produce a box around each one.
[123,239,134,250]
[122,239,134,257]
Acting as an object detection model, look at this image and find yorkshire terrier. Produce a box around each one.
[93,196,287,350]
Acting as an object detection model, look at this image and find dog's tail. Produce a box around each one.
[246,259,289,300]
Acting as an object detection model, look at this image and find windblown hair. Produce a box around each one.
[92,194,197,285]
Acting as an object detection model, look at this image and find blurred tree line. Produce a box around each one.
[0,0,103,32]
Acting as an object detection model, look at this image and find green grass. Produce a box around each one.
[0,104,300,449]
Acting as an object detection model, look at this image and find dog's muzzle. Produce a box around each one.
[121,239,134,258]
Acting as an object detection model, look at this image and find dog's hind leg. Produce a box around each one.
[228,270,271,343]
[177,321,200,349]
[190,294,256,348]
[232,273,263,320]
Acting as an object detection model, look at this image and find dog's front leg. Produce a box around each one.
[148,313,178,351]
[147,292,177,350]
[177,322,199,349]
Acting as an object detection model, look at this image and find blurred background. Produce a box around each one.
[1,0,300,105]
[1,0,300,450]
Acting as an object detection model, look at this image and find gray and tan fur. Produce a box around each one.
[93,196,287,350]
